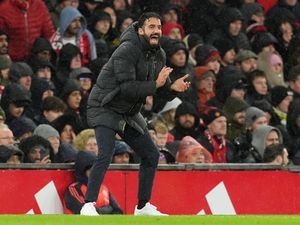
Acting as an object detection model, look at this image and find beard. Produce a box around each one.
[140,34,160,49]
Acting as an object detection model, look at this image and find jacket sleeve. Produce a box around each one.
[64,184,85,214]
[113,54,157,101]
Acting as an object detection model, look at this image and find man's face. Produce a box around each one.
[265,130,280,147]
[18,75,32,91]
[239,58,257,73]
[163,9,178,23]
[229,20,242,36]
[113,153,130,164]
[37,50,52,62]
[178,114,195,129]
[223,49,236,65]
[233,111,246,125]
[253,76,268,95]
[66,17,81,36]
[95,20,110,35]
[289,76,300,94]
[170,49,186,67]
[208,116,227,136]
[251,116,268,131]
[67,90,82,109]
[28,147,49,163]
[138,17,162,47]
[0,128,14,145]
[0,34,8,54]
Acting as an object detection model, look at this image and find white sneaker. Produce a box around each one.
[134,202,168,216]
[80,202,99,216]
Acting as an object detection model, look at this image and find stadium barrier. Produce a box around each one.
[0,163,299,215]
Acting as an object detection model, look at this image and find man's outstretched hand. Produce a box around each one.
[170,74,190,92]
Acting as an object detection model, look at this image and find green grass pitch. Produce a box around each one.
[0,215,300,225]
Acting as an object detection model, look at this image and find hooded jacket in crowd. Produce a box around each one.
[170,101,202,141]
[64,151,123,214]
[50,7,96,65]
[267,0,300,23]
[0,0,55,61]
[287,98,300,161]
[87,22,176,134]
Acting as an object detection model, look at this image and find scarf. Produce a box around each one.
[204,129,227,163]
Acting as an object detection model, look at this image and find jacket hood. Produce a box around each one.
[251,125,283,158]
[75,151,96,184]
[59,7,86,37]
[120,22,140,46]
[31,38,54,55]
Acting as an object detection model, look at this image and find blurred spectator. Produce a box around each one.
[235,49,258,76]
[267,0,300,23]
[0,55,12,90]
[223,96,249,142]
[263,143,289,166]
[251,31,278,54]
[176,136,212,163]
[0,0,55,61]
[19,135,52,164]
[9,62,33,92]
[34,124,77,163]
[0,144,23,164]
[182,33,203,67]
[0,106,6,124]
[154,122,170,149]
[116,10,134,35]
[0,124,15,145]
[0,30,8,56]
[73,129,98,156]
[9,117,36,141]
[245,106,268,131]
[287,65,300,98]
[78,0,102,23]
[50,7,96,65]
[64,151,123,214]
[213,39,236,68]
[198,107,235,163]
[158,147,175,164]
[241,3,265,27]
[170,101,201,140]
[162,22,185,40]
[195,44,221,75]
[112,140,132,164]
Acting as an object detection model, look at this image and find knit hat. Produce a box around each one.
[9,62,33,82]
[235,49,258,63]
[9,117,36,138]
[195,44,220,66]
[73,129,95,151]
[0,55,12,70]
[270,86,294,107]
[159,97,182,114]
[113,141,131,156]
[268,53,283,67]
[162,22,185,39]
[202,107,225,126]
[251,32,278,54]
[245,106,266,127]
[213,39,235,58]
[0,144,24,163]
[69,67,94,80]
[223,96,249,116]
[60,79,81,102]
[186,33,203,50]
[33,124,60,140]
[194,66,216,81]
[176,136,212,163]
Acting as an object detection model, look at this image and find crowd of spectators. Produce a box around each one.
[0,0,299,168]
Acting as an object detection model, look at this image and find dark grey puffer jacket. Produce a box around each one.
[87,22,175,133]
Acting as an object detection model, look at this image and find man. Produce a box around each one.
[50,7,96,65]
[235,49,258,76]
[0,124,15,145]
[81,12,190,216]
[263,143,289,166]
[0,0,55,61]
[0,31,8,55]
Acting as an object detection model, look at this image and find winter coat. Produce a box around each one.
[0,0,55,61]
[87,22,176,134]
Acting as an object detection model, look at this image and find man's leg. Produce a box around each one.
[85,125,116,202]
[122,125,160,207]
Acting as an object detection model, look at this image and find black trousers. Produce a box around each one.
[85,124,160,203]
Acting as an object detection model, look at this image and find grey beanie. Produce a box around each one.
[33,124,59,139]
[245,106,266,127]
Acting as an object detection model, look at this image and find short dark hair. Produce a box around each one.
[263,143,286,163]
[248,69,266,83]
[288,65,300,82]
[42,96,66,112]
[137,12,161,28]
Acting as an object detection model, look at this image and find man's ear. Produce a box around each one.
[138,27,144,35]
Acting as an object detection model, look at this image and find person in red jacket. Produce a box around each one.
[0,0,55,62]
[64,150,123,214]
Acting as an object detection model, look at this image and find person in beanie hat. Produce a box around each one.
[251,31,278,54]
[223,96,249,142]
[176,136,212,163]
[0,144,24,164]
[64,150,123,214]
[9,117,36,141]
[8,62,33,91]
[213,39,236,67]
[194,66,216,113]
[241,3,265,27]
[170,101,201,141]
[245,106,267,131]
[162,22,185,40]
[270,86,293,125]
[112,140,132,164]
[235,49,258,75]
[183,33,204,67]
[195,44,221,75]
[198,107,235,163]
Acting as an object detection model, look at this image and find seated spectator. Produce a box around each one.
[213,39,236,68]
[195,44,221,75]
[0,106,6,124]
[9,117,36,141]
[0,124,15,145]
[182,33,203,67]
[27,37,56,65]
[112,141,132,164]
[0,54,12,89]
[0,144,24,164]
[162,22,185,40]
[251,31,277,55]
[263,143,289,166]
[235,49,258,76]
[198,107,235,163]
[176,136,212,163]
[19,135,52,164]
[245,106,268,132]
[287,65,300,98]
[154,122,169,149]
[158,147,175,164]
[73,129,98,156]
[34,124,77,163]
[64,151,123,214]
[9,62,33,92]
